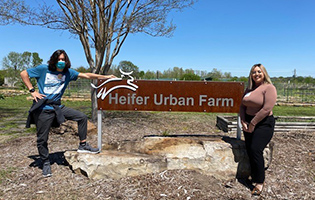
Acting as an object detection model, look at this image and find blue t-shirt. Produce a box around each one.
[27,64,79,109]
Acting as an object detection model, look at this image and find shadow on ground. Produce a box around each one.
[28,151,71,169]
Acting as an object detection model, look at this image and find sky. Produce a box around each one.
[0,0,314,78]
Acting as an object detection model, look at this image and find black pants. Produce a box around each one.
[243,114,275,184]
[32,106,87,163]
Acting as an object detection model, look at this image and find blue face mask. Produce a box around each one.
[56,61,66,70]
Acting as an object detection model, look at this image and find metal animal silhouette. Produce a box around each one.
[91,69,139,100]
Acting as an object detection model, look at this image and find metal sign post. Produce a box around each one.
[97,110,102,151]
[237,114,242,140]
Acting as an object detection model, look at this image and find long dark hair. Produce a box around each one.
[48,49,71,72]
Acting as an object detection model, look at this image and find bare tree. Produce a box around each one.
[0,0,196,121]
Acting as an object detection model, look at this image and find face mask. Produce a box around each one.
[56,61,66,70]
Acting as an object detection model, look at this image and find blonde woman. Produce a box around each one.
[239,64,277,195]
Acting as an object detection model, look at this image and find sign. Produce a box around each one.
[92,71,244,113]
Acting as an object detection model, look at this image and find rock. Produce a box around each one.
[65,135,274,180]
[65,150,167,180]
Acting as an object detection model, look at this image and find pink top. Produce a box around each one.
[240,83,277,126]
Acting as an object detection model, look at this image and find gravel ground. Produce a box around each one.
[0,111,314,200]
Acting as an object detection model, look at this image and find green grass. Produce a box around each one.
[25,127,37,133]
[0,95,92,142]
[0,95,92,117]
[273,105,315,116]
[0,167,16,184]
[0,94,314,121]
[63,100,92,118]
[0,122,19,131]
[0,95,31,115]
[162,129,170,136]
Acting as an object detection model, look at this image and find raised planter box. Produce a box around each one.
[216,115,315,133]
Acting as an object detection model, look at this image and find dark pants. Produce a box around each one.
[33,106,87,163]
[243,114,275,184]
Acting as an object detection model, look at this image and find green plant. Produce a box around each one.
[162,130,170,136]
[0,167,16,184]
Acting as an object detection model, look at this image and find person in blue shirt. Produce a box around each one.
[20,49,116,177]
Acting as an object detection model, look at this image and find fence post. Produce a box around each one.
[97,110,102,151]
[237,114,242,140]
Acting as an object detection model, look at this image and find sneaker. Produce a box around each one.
[42,162,52,177]
[77,142,100,154]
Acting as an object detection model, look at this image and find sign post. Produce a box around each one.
[97,110,102,151]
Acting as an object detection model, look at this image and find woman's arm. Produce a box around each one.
[248,84,277,132]
[239,88,249,131]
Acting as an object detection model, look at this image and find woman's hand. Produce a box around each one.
[241,121,255,133]
[247,123,255,133]
[241,120,249,132]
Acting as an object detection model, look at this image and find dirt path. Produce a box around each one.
[0,111,314,199]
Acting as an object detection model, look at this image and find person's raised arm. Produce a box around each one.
[78,73,116,80]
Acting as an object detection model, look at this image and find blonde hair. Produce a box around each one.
[247,64,272,89]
